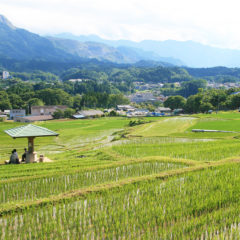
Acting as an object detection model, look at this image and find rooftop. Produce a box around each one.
[5,124,58,138]
[78,110,104,116]
[18,115,53,121]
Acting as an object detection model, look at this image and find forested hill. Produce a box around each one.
[185,67,240,82]
[2,55,240,86]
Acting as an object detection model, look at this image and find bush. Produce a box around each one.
[109,110,117,117]
[128,119,148,127]
[64,108,75,118]
[52,109,64,119]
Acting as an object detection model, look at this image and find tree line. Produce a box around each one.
[0,81,129,112]
[164,88,240,113]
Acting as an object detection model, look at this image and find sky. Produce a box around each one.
[1,0,240,49]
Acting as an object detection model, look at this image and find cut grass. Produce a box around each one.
[128,117,197,137]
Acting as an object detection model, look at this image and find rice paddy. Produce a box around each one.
[1,113,240,239]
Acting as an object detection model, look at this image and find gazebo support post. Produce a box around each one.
[26,137,37,163]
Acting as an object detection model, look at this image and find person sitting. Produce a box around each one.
[22,148,27,162]
[9,149,20,164]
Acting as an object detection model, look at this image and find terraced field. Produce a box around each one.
[1,113,240,239]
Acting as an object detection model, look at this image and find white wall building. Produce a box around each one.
[10,109,26,120]
[2,71,10,80]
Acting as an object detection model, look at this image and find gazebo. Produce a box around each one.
[5,124,58,163]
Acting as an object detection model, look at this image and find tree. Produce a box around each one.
[52,109,64,119]
[8,93,24,109]
[109,110,117,116]
[0,91,11,111]
[27,98,44,107]
[184,94,203,113]
[73,94,82,110]
[36,88,72,106]
[64,108,75,118]
[108,94,129,108]
[180,79,207,97]
[227,94,240,109]
[200,102,213,113]
[164,95,186,110]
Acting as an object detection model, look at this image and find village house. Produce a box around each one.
[127,108,150,117]
[10,109,26,120]
[4,110,10,115]
[31,105,68,116]
[73,110,104,119]
[128,92,156,103]
[156,107,172,115]
[2,71,10,80]
[117,105,135,111]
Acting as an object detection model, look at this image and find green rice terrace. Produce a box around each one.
[2,112,240,239]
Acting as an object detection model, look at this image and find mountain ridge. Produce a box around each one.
[0,14,181,67]
[53,33,240,68]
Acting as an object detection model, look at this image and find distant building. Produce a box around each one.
[128,92,156,103]
[4,110,10,115]
[134,108,149,114]
[10,109,26,120]
[73,110,104,119]
[127,108,150,117]
[14,115,53,123]
[68,79,83,83]
[31,106,68,116]
[2,71,10,80]
[156,107,172,114]
[117,105,135,111]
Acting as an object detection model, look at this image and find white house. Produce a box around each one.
[10,109,26,120]
[2,71,10,80]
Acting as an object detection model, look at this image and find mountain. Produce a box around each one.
[48,36,182,65]
[0,15,181,67]
[48,37,130,63]
[0,15,77,62]
[116,46,182,65]
[53,33,240,68]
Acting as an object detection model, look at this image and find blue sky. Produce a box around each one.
[0,0,240,49]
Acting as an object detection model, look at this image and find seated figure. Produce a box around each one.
[22,148,27,162]
[9,149,20,164]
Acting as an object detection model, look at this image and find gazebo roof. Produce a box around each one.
[4,124,59,138]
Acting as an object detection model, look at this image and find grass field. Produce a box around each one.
[1,113,240,239]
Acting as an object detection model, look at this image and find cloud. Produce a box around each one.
[1,0,240,48]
